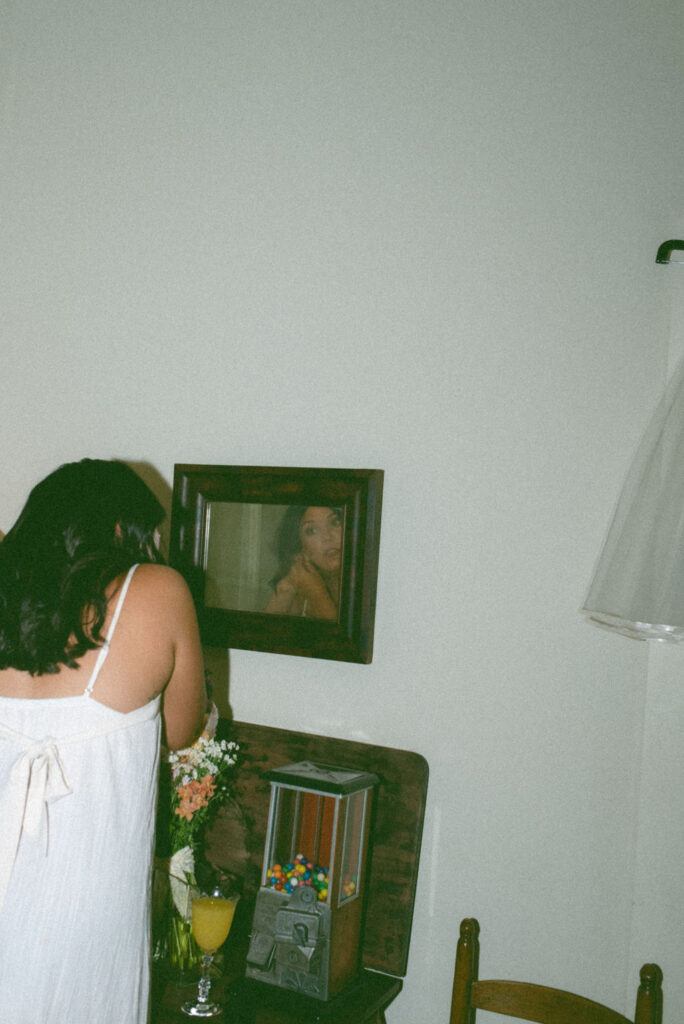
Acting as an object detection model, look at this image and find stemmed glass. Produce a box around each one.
[181,887,239,1018]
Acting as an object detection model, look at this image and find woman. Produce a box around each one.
[0,459,205,1024]
[265,506,343,620]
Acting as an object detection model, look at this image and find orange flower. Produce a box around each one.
[175,801,195,822]
[198,774,216,800]
[174,775,218,822]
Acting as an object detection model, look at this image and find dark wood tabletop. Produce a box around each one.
[151,968,402,1024]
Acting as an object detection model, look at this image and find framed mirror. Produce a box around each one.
[170,465,384,663]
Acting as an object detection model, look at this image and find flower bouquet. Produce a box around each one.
[153,695,239,979]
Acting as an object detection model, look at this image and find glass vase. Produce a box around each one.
[152,868,203,980]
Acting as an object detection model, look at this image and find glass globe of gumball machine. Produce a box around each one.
[246,761,378,1001]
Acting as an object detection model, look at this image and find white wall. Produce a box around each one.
[2,1,683,1019]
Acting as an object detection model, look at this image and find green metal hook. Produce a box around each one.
[656,239,684,264]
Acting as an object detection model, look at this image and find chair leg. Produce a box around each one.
[450,919,480,1024]
[635,964,663,1024]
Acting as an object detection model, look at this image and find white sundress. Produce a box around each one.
[0,565,162,1024]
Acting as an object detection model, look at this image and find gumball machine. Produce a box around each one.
[245,760,378,1001]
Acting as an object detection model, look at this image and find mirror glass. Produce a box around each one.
[203,502,345,620]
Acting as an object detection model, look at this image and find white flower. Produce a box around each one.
[184,747,204,768]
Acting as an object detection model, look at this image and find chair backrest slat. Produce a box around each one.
[471,980,632,1024]
[450,919,663,1024]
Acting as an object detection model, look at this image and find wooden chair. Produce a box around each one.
[450,918,663,1024]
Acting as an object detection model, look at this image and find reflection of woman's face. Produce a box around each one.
[299,507,342,573]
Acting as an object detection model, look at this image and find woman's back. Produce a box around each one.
[0,563,205,744]
[0,697,161,1022]
[0,563,205,1023]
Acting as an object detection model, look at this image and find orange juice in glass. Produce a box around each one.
[182,890,240,1018]
[192,895,237,953]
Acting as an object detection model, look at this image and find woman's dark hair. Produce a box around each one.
[0,459,165,675]
[272,506,308,586]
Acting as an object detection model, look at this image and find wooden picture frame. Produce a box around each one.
[169,465,384,663]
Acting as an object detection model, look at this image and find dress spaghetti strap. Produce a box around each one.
[83,564,139,697]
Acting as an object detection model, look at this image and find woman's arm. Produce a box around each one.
[264,575,298,615]
[152,567,206,749]
[264,559,337,619]
[286,556,337,620]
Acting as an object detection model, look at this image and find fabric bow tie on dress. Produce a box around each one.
[0,736,72,912]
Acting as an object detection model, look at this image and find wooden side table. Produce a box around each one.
[152,718,428,1024]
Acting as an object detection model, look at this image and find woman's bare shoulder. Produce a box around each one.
[127,564,196,613]
[131,563,189,588]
